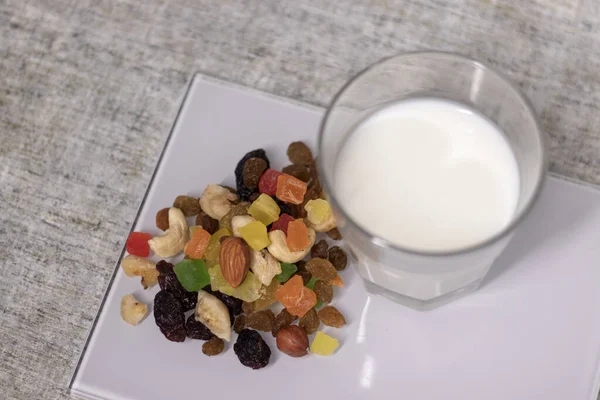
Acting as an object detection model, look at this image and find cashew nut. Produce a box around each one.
[305,199,337,232]
[250,249,282,286]
[231,215,255,237]
[121,255,159,289]
[267,228,316,263]
[148,207,189,257]
[199,184,239,220]
[120,294,148,326]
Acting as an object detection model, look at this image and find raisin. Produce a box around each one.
[311,239,329,259]
[249,192,260,202]
[242,301,254,315]
[157,260,197,311]
[220,202,250,231]
[234,315,246,334]
[156,208,170,231]
[214,291,243,319]
[326,228,343,240]
[299,308,319,334]
[288,203,307,219]
[287,141,314,165]
[173,195,201,217]
[305,258,337,281]
[314,280,333,303]
[234,329,271,369]
[273,197,292,216]
[318,306,346,328]
[328,246,348,271]
[154,290,186,342]
[235,149,270,201]
[296,260,307,272]
[243,157,268,189]
[245,309,275,332]
[272,308,297,336]
[196,211,219,235]
[186,313,214,340]
[282,164,310,182]
[202,337,225,356]
[296,270,312,285]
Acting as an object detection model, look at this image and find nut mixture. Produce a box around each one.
[119,142,349,368]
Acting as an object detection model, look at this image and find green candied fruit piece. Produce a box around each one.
[204,228,232,262]
[276,262,298,283]
[208,265,263,302]
[173,259,210,292]
[238,220,271,251]
[248,194,280,226]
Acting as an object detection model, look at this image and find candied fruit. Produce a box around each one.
[330,274,344,288]
[238,220,271,251]
[126,232,153,257]
[204,228,232,263]
[287,141,314,165]
[258,169,282,196]
[184,227,211,259]
[276,174,308,205]
[286,220,310,252]
[269,213,295,235]
[173,259,210,292]
[310,331,339,356]
[304,199,331,225]
[276,262,297,283]
[208,265,263,302]
[248,194,281,226]
[275,275,317,318]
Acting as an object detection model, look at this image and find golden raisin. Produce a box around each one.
[326,228,342,240]
[156,208,170,231]
[245,309,276,332]
[287,141,314,165]
[272,308,297,337]
[314,280,333,304]
[305,258,337,281]
[299,308,319,334]
[311,239,329,259]
[233,315,246,334]
[202,337,225,356]
[328,246,348,271]
[282,164,311,182]
[173,195,201,216]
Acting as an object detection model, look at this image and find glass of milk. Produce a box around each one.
[318,52,547,310]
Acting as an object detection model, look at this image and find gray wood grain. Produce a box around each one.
[0,1,599,399]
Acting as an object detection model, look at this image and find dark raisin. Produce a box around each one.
[157,260,197,311]
[296,260,307,272]
[311,240,329,259]
[243,157,268,189]
[214,291,243,320]
[186,314,214,340]
[154,290,186,342]
[272,308,297,337]
[287,203,307,219]
[234,329,271,369]
[328,246,348,271]
[314,280,333,303]
[287,142,314,165]
[297,270,312,285]
[245,310,275,332]
[273,197,292,216]
[233,315,246,334]
[249,192,260,202]
[195,211,219,234]
[299,308,319,334]
[235,149,270,201]
[202,337,225,356]
[282,164,310,182]
[326,228,342,240]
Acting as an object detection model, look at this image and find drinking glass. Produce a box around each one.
[318,52,548,310]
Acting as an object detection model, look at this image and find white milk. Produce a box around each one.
[335,98,520,253]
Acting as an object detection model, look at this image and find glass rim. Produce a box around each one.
[317,50,549,257]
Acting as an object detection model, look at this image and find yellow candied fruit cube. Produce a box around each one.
[204,228,232,262]
[304,199,331,225]
[248,194,281,226]
[310,331,339,356]
[238,220,271,251]
[208,265,263,302]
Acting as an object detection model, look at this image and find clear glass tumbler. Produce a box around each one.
[318,52,548,310]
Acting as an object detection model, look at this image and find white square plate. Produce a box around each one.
[70,74,600,400]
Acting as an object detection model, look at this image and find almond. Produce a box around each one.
[219,237,250,288]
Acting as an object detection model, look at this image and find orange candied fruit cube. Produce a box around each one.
[276,174,308,205]
[275,275,317,317]
[330,274,344,288]
[286,219,310,252]
[184,228,211,259]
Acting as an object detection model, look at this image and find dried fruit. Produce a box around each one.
[317,306,346,328]
[253,280,279,311]
[299,308,319,334]
[154,290,186,342]
[208,265,263,302]
[245,309,275,332]
[276,174,307,205]
[156,208,170,231]
[328,246,348,271]
[310,331,339,356]
[126,232,153,257]
[276,325,309,357]
[210,291,243,319]
[173,259,210,292]
[248,194,281,226]
[200,184,239,220]
[173,195,201,216]
[204,228,232,263]
[296,260,307,272]
[314,280,333,303]
[286,219,310,252]
[234,329,271,370]
[231,215,255,237]
[305,199,336,232]
[258,169,282,196]
[233,315,246,334]
[219,237,251,288]
[238,220,271,251]
[120,294,147,326]
[250,249,282,286]
[195,290,232,342]
[184,227,211,259]
[202,337,225,356]
[330,274,344,287]
[287,141,314,165]
[235,149,270,201]
[196,211,219,234]
[305,258,337,281]
[272,308,297,336]
[243,157,268,189]
[121,255,159,289]
[242,301,254,315]
[219,202,250,231]
[186,313,214,340]
[311,239,329,259]
[249,192,260,202]
[275,275,317,318]
[276,262,297,283]
[326,228,343,240]
[148,208,189,257]
[282,164,310,182]
[157,260,197,311]
[267,229,315,263]
[297,270,312,285]
[269,213,295,235]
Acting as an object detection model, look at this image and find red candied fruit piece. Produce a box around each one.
[126,232,153,257]
[269,214,295,235]
[258,169,282,196]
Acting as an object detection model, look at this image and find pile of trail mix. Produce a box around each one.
[120,142,348,369]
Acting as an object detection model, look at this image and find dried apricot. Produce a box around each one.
[305,258,337,281]
[270,214,295,235]
[173,195,201,216]
[196,211,219,235]
[314,280,333,304]
[274,275,317,318]
[317,306,346,328]
[276,174,307,205]
[282,164,310,182]
[156,208,170,231]
[328,246,348,271]
[243,157,268,189]
[126,232,152,257]
[245,309,275,332]
[287,141,314,165]
[258,169,282,196]
[202,337,225,356]
[311,239,329,259]
[272,308,297,336]
[184,228,211,259]
[286,220,310,252]
[299,308,319,334]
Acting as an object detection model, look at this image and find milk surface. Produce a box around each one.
[335,98,520,252]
